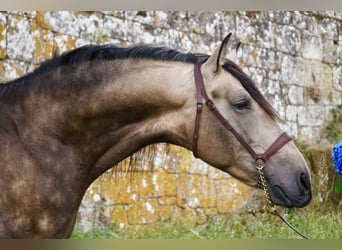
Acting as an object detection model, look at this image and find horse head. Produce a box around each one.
[192,34,311,208]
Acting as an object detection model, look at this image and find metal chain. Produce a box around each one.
[256,159,275,210]
[255,159,309,239]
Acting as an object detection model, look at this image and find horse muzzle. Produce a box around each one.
[268,169,312,208]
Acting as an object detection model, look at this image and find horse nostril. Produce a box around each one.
[299,172,310,193]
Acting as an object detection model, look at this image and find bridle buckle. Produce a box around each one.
[255,157,266,171]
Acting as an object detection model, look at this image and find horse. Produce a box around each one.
[0,33,311,238]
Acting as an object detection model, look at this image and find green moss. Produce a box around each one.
[192,28,200,34]
[245,11,262,18]
[35,11,51,30]
[322,105,342,144]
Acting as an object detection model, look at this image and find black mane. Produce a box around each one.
[3,44,278,119]
[37,44,203,72]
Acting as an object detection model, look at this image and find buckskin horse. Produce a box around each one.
[0,34,311,238]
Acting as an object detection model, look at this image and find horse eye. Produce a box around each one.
[233,100,251,111]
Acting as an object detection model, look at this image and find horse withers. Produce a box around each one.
[0,34,311,238]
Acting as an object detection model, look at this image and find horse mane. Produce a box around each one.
[2,43,278,120]
[36,44,201,71]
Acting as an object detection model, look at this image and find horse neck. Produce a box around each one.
[10,59,196,183]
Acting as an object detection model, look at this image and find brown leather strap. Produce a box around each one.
[192,102,202,157]
[255,132,292,161]
[192,64,204,157]
[192,63,292,161]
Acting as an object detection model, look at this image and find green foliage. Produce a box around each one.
[321,105,342,195]
[322,104,342,144]
[335,175,342,194]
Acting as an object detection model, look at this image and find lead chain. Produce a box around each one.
[255,158,309,239]
[256,159,276,211]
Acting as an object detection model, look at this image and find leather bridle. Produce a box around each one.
[192,63,292,163]
[192,63,308,239]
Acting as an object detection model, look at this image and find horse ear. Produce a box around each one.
[202,33,232,79]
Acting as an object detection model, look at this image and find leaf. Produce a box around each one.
[334,175,342,194]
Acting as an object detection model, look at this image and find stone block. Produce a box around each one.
[159,205,173,221]
[108,205,128,227]
[323,39,339,64]
[205,207,218,215]
[31,24,54,64]
[281,55,311,86]
[45,11,103,38]
[292,11,309,30]
[243,66,266,88]
[103,15,126,39]
[171,206,197,226]
[281,121,298,138]
[98,173,138,205]
[208,166,230,180]
[0,62,4,83]
[253,20,276,49]
[285,105,299,122]
[317,17,339,41]
[333,66,342,92]
[302,34,323,61]
[162,146,191,174]
[235,14,256,44]
[186,159,209,175]
[54,34,77,55]
[195,208,208,224]
[330,89,342,105]
[275,25,302,55]
[238,45,258,68]
[282,55,333,99]
[257,48,283,71]
[288,86,304,105]
[215,179,251,214]
[176,173,217,208]
[7,15,35,62]
[265,94,285,119]
[152,172,177,197]
[298,106,325,126]
[158,196,176,206]
[267,11,293,25]
[0,14,6,59]
[127,199,159,225]
[307,62,333,105]
[134,173,158,197]
[2,60,27,82]
[299,126,322,142]
[267,70,282,81]
[265,79,281,96]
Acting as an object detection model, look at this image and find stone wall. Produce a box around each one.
[0,11,341,232]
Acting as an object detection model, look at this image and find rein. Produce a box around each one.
[192,63,308,239]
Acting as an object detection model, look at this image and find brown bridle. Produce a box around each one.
[192,63,308,239]
[192,63,292,162]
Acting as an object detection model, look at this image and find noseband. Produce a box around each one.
[192,63,308,239]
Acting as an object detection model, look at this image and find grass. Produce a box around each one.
[71,208,342,239]
[322,104,342,144]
